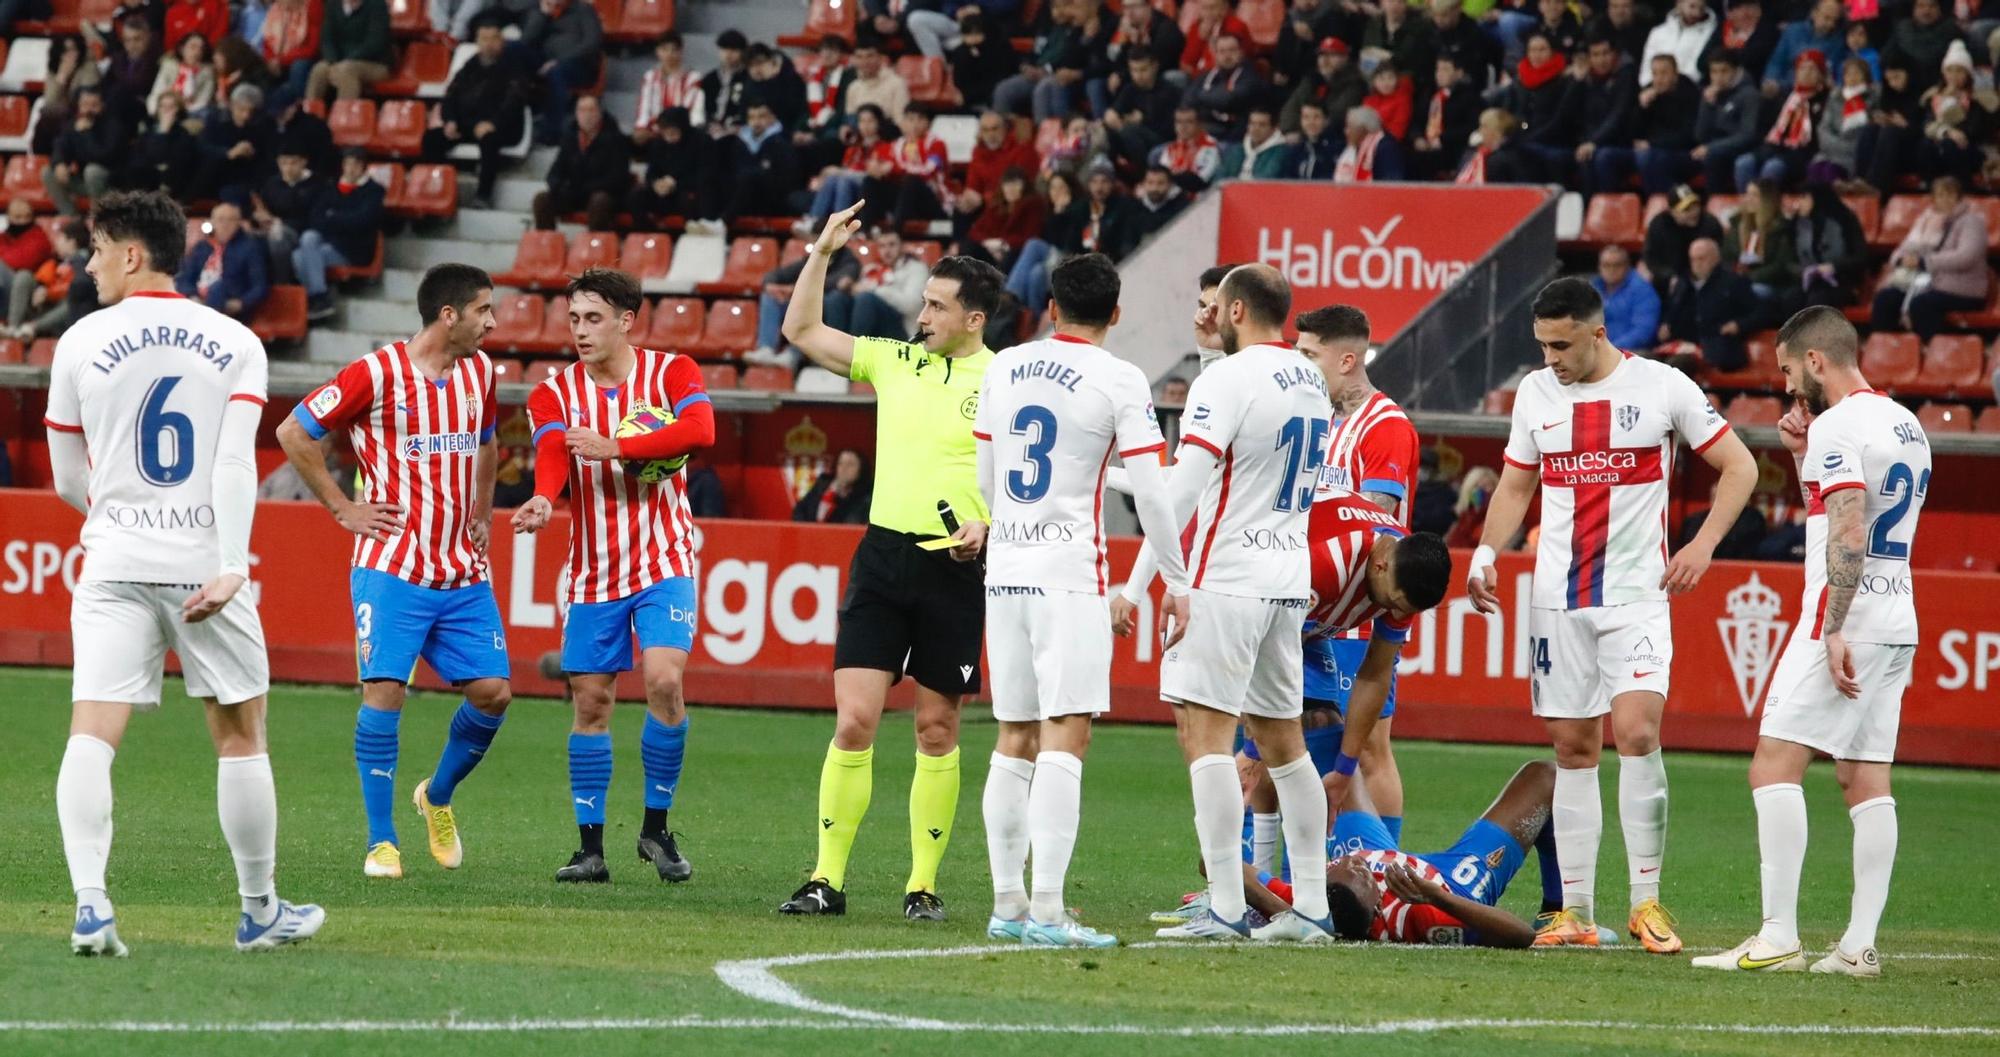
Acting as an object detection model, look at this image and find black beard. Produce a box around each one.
[1798,372,1829,415]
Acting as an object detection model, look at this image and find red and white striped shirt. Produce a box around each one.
[636,65,706,130]
[293,341,498,589]
[1305,490,1412,644]
[1356,850,1471,944]
[1316,391,1419,639]
[526,348,708,604]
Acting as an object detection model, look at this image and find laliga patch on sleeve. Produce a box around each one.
[309,385,343,419]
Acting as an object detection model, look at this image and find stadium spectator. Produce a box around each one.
[199,83,275,206]
[1641,183,1726,291]
[1853,56,1922,194]
[101,19,162,131]
[1221,107,1292,179]
[45,88,123,218]
[1363,62,1415,141]
[165,0,229,53]
[1336,105,1407,182]
[272,92,337,177]
[1005,167,1115,313]
[1444,465,1498,548]
[993,0,1101,123]
[747,44,809,134]
[1845,20,1879,80]
[1105,51,1182,168]
[959,110,1038,220]
[1066,163,1136,260]
[252,146,325,283]
[860,105,947,232]
[1885,0,1958,92]
[1283,37,1365,133]
[124,92,201,198]
[1640,0,1717,87]
[702,28,753,131]
[1182,32,1264,140]
[428,0,491,44]
[296,148,386,320]
[1504,34,1578,183]
[1291,99,1343,179]
[1182,0,1251,75]
[1522,0,1586,62]
[1409,446,1458,537]
[876,0,966,59]
[1572,36,1637,194]
[628,106,712,229]
[35,38,100,157]
[424,17,530,210]
[1765,0,1845,94]
[1872,175,1990,342]
[1591,53,1695,194]
[841,36,909,126]
[1128,163,1188,241]
[1430,0,1500,89]
[827,227,928,339]
[1588,0,1652,68]
[1812,55,1875,186]
[1737,48,1830,190]
[1156,106,1222,190]
[1916,41,1991,182]
[1593,244,1662,352]
[1725,181,1795,305]
[1457,107,1541,183]
[1715,0,1778,86]
[635,30,707,137]
[1274,0,1345,88]
[746,243,860,367]
[947,13,1017,112]
[682,459,728,518]
[520,0,603,144]
[305,0,391,103]
[531,94,632,232]
[7,219,93,340]
[792,449,872,525]
[803,34,854,140]
[797,103,891,236]
[716,99,802,226]
[175,202,270,321]
[1096,0,1186,113]
[213,35,272,111]
[1651,50,1761,192]
[150,31,216,117]
[1659,236,1757,371]
[1363,0,1439,89]
[1157,375,1190,406]
[259,0,322,106]
[1039,113,1097,179]
[1777,183,1868,317]
[1411,55,1480,179]
[961,166,1047,268]
[0,199,53,305]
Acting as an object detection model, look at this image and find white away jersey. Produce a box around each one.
[975,334,1167,594]
[43,290,268,586]
[1504,354,1729,610]
[1179,342,1330,599]
[1799,390,1928,645]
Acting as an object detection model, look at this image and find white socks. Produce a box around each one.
[1027,751,1084,923]
[1267,755,1330,921]
[1843,796,1897,954]
[217,754,279,925]
[1251,813,1281,874]
[1619,750,1669,907]
[982,752,1034,919]
[1190,754,1247,923]
[57,735,116,903]
[1553,765,1601,922]
[1752,782,1807,949]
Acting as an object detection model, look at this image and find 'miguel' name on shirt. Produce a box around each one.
[93,327,235,374]
[1009,358,1085,392]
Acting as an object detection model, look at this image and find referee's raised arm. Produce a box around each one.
[780,202,865,378]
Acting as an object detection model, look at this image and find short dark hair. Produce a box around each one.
[930,256,1006,320]
[1049,253,1121,328]
[1391,533,1453,613]
[418,263,492,325]
[1775,304,1859,366]
[90,190,186,276]
[58,219,89,247]
[853,32,882,53]
[819,33,852,53]
[1143,163,1173,180]
[1300,98,1328,115]
[1709,49,1743,69]
[1218,265,1291,329]
[1531,276,1604,323]
[656,29,683,48]
[903,102,933,122]
[1247,105,1275,122]
[1326,879,1374,941]
[745,42,777,65]
[564,267,644,315]
[1296,304,1370,344]
[1199,264,1239,292]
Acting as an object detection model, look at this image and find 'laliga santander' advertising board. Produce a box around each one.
[1215,182,1554,338]
[3,490,1997,767]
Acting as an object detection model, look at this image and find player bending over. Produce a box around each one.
[50,190,322,954]
[1692,307,1927,977]
[278,263,513,880]
[514,268,713,884]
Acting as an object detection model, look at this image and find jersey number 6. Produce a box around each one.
[137,376,196,487]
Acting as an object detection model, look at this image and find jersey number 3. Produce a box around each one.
[1273,416,1330,512]
[137,376,196,487]
[1006,404,1057,504]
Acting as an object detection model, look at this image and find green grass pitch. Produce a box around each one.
[0,665,1995,1056]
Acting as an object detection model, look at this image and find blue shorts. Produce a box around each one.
[561,577,697,674]
[1326,813,1524,908]
[350,568,510,684]
[1301,637,1398,718]
[1328,810,1398,858]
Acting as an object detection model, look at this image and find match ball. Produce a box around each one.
[615,404,688,483]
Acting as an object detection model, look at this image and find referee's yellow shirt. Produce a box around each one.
[850,335,992,536]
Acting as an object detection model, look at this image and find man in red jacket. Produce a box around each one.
[0,197,54,307]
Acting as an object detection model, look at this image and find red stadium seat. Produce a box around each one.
[523,359,569,383]
[646,296,706,350]
[1236,0,1286,50]
[897,55,961,108]
[697,299,757,356]
[250,286,309,343]
[1860,331,1921,388]
[611,0,675,43]
[328,233,385,283]
[1723,394,1782,428]
[1,155,49,212]
[1705,333,1782,392]
[620,233,674,283]
[370,100,427,156]
[565,231,622,275]
[400,164,458,218]
[904,240,943,268]
[1916,401,1974,433]
[782,0,857,47]
[1976,405,2000,433]
[1969,196,2000,252]
[328,99,377,149]
[1908,334,1986,397]
[486,293,546,352]
[0,338,21,364]
[365,162,407,212]
[1842,195,1880,244]
[373,39,452,96]
[1578,193,1642,249]
[740,364,794,392]
[26,337,55,366]
[699,237,779,295]
[530,295,571,354]
[699,362,738,390]
[494,231,569,290]
[1480,388,1515,415]
[1874,194,1926,250]
[389,0,431,36]
[489,357,519,385]
[0,96,29,141]
[1703,194,1740,226]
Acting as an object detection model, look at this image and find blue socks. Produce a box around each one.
[354,705,401,847]
[568,732,613,826]
[1383,816,1403,845]
[428,702,504,806]
[1536,814,1563,912]
[640,715,688,811]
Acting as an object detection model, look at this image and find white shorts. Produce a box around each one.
[70,581,270,708]
[1160,590,1306,719]
[1528,601,1672,720]
[1760,635,1912,763]
[986,586,1111,723]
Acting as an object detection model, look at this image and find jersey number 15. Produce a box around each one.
[1274,416,1330,512]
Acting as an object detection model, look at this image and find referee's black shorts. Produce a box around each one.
[833,525,984,697]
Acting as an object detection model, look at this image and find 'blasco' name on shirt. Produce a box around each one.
[93,327,235,375]
[1010,358,1084,392]
[1272,364,1326,393]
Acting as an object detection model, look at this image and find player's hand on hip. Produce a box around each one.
[1109,595,1138,637]
[565,429,619,461]
[182,573,246,624]
[1159,591,1191,649]
[817,201,866,255]
[1383,863,1446,906]
[1824,632,1862,699]
[512,496,552,533]
[1661,539,1713,594]
[337,501,404,542]
[948,519,987,562]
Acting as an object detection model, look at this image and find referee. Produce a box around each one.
[775,202,1005,920]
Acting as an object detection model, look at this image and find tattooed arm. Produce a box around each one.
[1820,487,1868,699]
